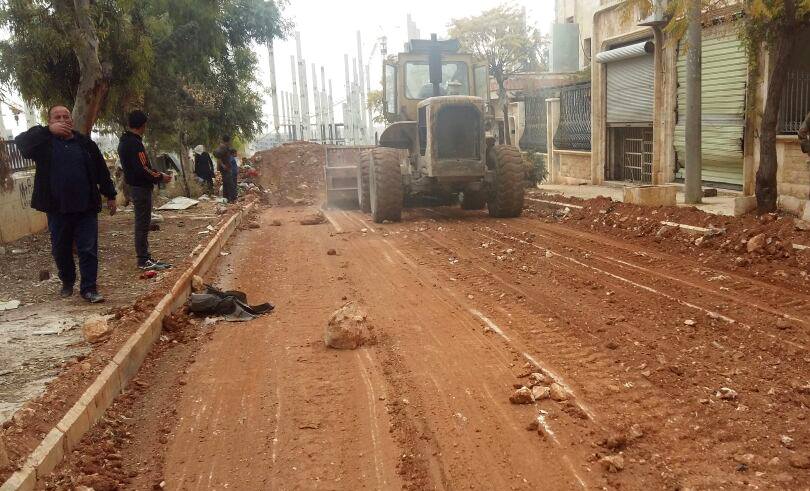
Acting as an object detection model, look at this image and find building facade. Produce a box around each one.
[538,0,810,214]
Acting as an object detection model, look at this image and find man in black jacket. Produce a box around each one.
[117,110,172,271]
[193,145,215,194]
[15,105,117,303]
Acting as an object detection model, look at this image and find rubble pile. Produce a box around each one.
[532,193,810,269]
[250,141,326,206]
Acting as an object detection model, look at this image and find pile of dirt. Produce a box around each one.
[250,141,325,206]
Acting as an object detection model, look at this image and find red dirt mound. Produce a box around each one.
[250,141,325,206]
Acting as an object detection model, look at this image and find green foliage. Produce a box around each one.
[0,0,289,151]
[367,89,395,125]
[448,3,546,90]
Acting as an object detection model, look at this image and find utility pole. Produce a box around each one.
[295,32,310,140]
[267,41,280,140]
[356,31,368,144]
[311,63,322,142]
[344,54,353,144]
[684,0,702,204]
[328,80,335,143]
[321,65,329,143]
[290,56,300,140]
[281,90,288,141]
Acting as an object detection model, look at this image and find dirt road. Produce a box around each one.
[45,204,810,490]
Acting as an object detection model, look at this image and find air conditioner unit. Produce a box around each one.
[638,0,670,27]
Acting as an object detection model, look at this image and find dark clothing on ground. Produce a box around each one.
[118,131,162,189]
[14,125,116,213]
[131,185,153,265]
[194,152,215,180]
[49,136,92,213]
[47,211,98,295]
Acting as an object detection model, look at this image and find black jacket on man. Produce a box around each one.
[118,130,162,188]
[15,125,116,214]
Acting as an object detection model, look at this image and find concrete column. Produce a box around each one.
[344,55,353,144]
[356,32,368,143]
[546,98,561,184]
[268,41,280,139]
[328,80,335,143]
[290,56,300,140]
[311,63,321,142]
[295,32,310,140]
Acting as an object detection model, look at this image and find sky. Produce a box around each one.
[0,0,555,139]
[254,0,556,134]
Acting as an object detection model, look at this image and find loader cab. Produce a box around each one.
[382,35,489,123]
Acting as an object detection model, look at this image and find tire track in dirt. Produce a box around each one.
[384,206,810,489]
[326,210,594,489]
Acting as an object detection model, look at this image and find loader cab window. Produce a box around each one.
[384,64,397,114]
[474,65,489,99]
[405,61,469,99]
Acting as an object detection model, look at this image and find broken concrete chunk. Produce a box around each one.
[300,211,327,225]
[528,372,547,386]
[82,316,112,343]
[717,387,738,400]
[324,302,370,350]
[191,275,205,293]
[549,383,569,402]
[746,233,766,253]
[600,454,625,473]
[509,387,533,404]
[531,385,551,401]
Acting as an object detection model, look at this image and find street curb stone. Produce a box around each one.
[1,201,254,490]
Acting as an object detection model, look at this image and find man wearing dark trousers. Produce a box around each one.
[15,105,117,303]
[117,110,172,271]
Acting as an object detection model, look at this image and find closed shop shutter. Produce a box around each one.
[674,29,746,188]
[596,41,655,124]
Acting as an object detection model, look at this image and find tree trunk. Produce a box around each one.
[69,0,110,135]
[755,26,794,213]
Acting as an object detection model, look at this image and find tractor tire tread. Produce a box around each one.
[487,145,525,218]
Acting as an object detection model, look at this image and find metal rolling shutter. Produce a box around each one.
[596,41,655,124]
[674,30,746,188]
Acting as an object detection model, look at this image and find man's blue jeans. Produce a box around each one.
[46,211,99,295]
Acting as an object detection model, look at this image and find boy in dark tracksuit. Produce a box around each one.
[117,110,172,271]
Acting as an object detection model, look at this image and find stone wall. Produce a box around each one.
[557,150,592,184]
[777,137,810,200]
[0,171,47,244]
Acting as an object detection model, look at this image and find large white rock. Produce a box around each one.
[324,302,369,350]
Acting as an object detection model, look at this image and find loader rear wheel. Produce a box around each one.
[460,189,487,210]
[357,150,372,213]
[369,147,403,223]
[487,145,525,218]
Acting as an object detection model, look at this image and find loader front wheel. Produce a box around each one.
[357,150,372,213]
[487,145,525,218]
[369,147,403,223]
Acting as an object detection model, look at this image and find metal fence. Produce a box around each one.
[779,71,810,134]
[0,140,35,172]
[519,89,557,153]
[553,82,592,151]
[609,127,653,184]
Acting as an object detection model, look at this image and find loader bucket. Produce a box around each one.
[324,145,374,208]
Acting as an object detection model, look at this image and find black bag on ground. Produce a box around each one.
[189,285,274,320]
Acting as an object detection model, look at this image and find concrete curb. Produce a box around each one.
[1,202,255,491]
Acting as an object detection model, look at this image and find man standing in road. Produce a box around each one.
[118,110,172,271]
[213,135,235,203]
[15,105,117,303]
